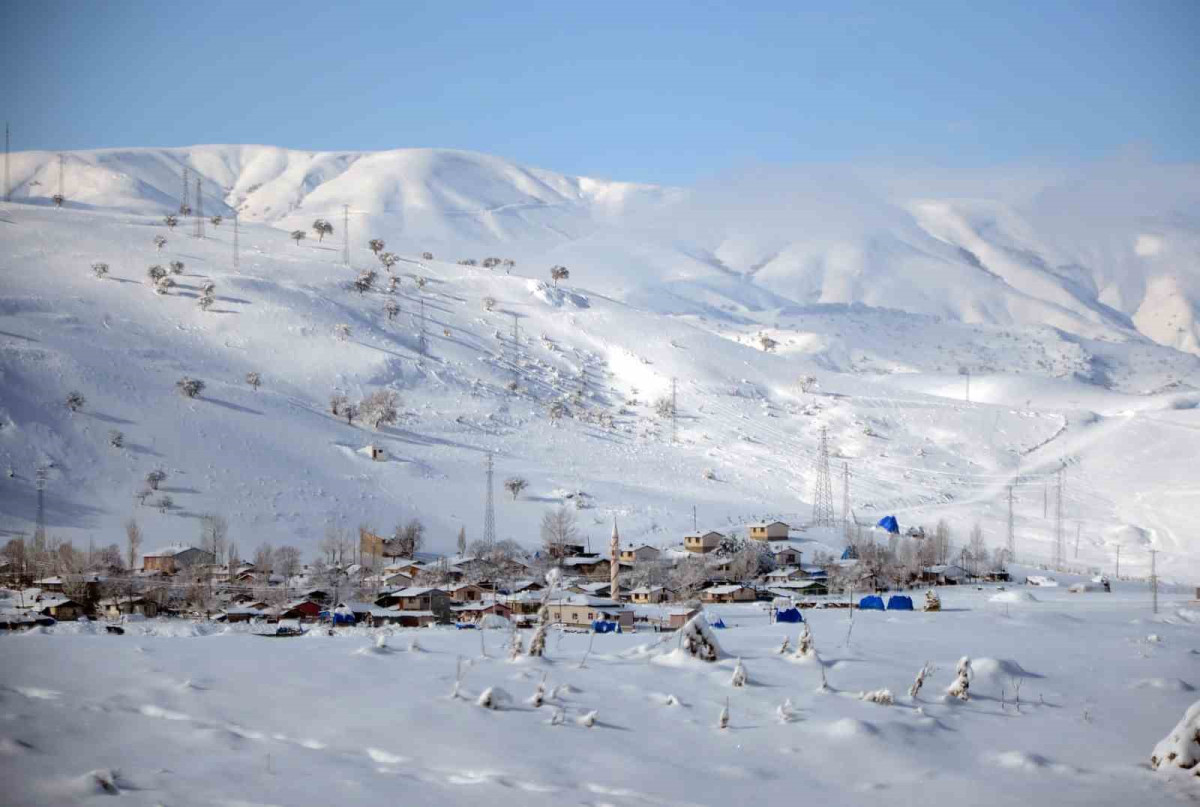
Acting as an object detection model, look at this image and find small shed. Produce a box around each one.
[358,445,386,461]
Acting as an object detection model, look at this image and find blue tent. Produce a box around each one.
[320,609,356,625]
[877,515,900,534]
[886,595,914,611]
[858,595,885,610]
[775,607,804,624]
[591,620,621,634]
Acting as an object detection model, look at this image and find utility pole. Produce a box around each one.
[1115,544,1121,579]
[34,465,47,546]
[692,505,697,531]
[483,453,496,548]
[841,462,851,537]
[1074,522,1080,558]
[1053,465,1064,569]
[670,377,677,444]
[4,121,9,202]
[418,295,428,356]
[1149,548,1158,614]
[510,313,520,390]
[811,426,835,527]
[1006,484,1016,564]
[342,204,349,267]
[193,177,204,238]
[232,210,240,270]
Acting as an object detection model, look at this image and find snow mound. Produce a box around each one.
[1151,699,1200,775]
[990,591,1039,604]
[825,718,878,739]
[991,751,1051,771]
[973,658,1040,684]
[528,280,590,309]
[1026,576,1058,587]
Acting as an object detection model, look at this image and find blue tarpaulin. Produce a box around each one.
[841,545,859,560]
[877,515,900,534]
[775,607,804,623]
[591,620,621,634]
[708,615,727,629]
[320,610,356,625]
[858,595,885,610]
[886,595,914,611]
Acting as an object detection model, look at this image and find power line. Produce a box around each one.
[811,425,835,527]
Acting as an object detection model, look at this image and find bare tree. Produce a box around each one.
[210,215,222,227]
[276,545,301,594]
[456,526,467,556]
[164,215,178,230]
[550,266,569,287]
[199,514,229,567]
[146,469,167,490]
[354,269,377,294]
[540,506,578,560]
[176,377,205,398]
[368,238,385,255]
[330,393,347,416]
[65,391,85,412]
[153,235,167,252]
[252,542,275,575]
[384,299,399,320]
[245,371,261,391]
[379,252,398,272]
[169,260,185,275]
[125,519,142,571]
[504,477,528,500]
[343,403,357,425]
[391,519,425,559]
[312,219,334,242]
[290,230,306,245]
[91,262,109,279]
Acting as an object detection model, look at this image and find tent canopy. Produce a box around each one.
[877,515,900,534]
[858,595,885,611]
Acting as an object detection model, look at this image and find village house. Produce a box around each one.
[142,545,216,575]
[545,594,634,630]
[279,600,322,621]
[444,582,486,603]
[219,606,261,624]
[389,586,451,627]
[768,543,804,566]
[35,596,85,621]
[33,576,65,593]
[701,584,757,604]
[568,581,612,597]
[748,521,791,542]
[358,444,386,461]
[560,556,613,578]
[920,564,967,585]
[666,606,701,630]
[683,531,723,554]
[618,544,661,563]
[766,579,830,598]
[99,596,160,618]
[450,600,512,624]
[628,585,671,604]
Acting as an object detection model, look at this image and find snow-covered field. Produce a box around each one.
[3,582,1199,805]
[2,145,1199,580]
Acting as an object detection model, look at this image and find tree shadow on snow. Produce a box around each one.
[125,443,162,457]
[0,330,39,342]
[85,411,136,426]
[201,397,264,416]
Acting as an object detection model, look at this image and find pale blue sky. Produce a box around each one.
[3,1,1197,184]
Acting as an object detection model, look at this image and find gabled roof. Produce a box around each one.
[546,593,629,609]
[145,544,201,557]
[391,586,442,597]
[748,521,790,529]
[561,556,607,567]
[703,584,751,595]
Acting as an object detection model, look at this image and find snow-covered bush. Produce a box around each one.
[384,299,399,320]
[146,469,167,490]
[359,389,399,429]
[147,265,167,283]
[245,371,261,391]
[354,269,377,294]
[421,251,433,260]
[483,296,497,311]
[155,275,175,295]
[730,658,748,687]
[153,235,167,251]
[379,252,398,271]
[794,623,816,660]
[476,686,510,710]
[680,614,723,662]
[91,262,109,279]
[577,710,598,728]
[108,429,124,449]
[909,663,930,699]
[947,656,972,700]
[861,688,895,706]
[1150,699,1200,776]
[368,238,385,255]
[163,215,178,229]
[777,698,795,723]
[334,323,351,341]
[176,377,205,398]
[509,629,524,660]
[528,624,547,657]
[923,590,941,612]
[718,698,729,729]
[210,215,222,227]
[198,292,215,311]
[777,635,790,654]
[65,391,85,412]
[290,230,306,245]
[169,260,184,275]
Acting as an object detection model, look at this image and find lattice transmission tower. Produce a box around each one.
[811,426,836,527]
[193,178,204,238]
[180,166,190,214]
[483,453,496,547]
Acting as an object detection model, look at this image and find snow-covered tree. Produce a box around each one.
[198,292,215,311]
[861,689,894,705]
[654,396,675,418]
[718,698,730,729]
[759,333,779,352]
[680,614,723,662]
[578,710,597,728]
[368,238,385,255]
[176,377,205,398]
[504,476,528,500]
[794,622,817,660]
[798,374,818,393]
[481,257,501,269]
[154,235,167,252]
[91,262,109,279]
[483,296,497,312]
[360,389,399,429]
[163,215,178,229]
[334,323,351,341]
[384,299,399,320]
[909,663,930,699]
[157,494,174,513]
[145,469,167,490]
[354,269,377,294]
[210,215,222,227]
[1150,699,1200,776]
[330,394,347,416]
[528,624,547,657]
[923,590,941,612]
[391,518,425,558]
[154,276,175,295]
[421,252,433,261]
[379,252,398,272]
[52,193,64,207]
[777,635,791,654]
[550,265,569,287]
[312,219,334,242]
[290,230,306,245]
[148,265,167,283]
[169,260,184,275]
[415,276,428,289]
[108,429,124,449]
[245,371,261,391]
[947,656,972,700]
[64,391,85,412]
[548,400,569,423]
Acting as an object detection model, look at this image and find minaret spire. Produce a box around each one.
[609,517,620,603]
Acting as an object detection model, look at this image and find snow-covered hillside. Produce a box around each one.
[1,145,1198,580]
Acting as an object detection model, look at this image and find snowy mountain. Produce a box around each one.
[1,145,1198,580]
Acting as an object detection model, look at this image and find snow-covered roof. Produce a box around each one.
[561,556,607,567]
[748,521,789,529]
[629,585,666,594]
[703,584,751,595]
[33,576,63,585]
[547,594,629,609]
[145,544,200,557]
[390,586,442,597]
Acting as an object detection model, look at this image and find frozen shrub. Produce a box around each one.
[528,624,547,657]
[146,469,167,490]
[65,391,85,412]
[291,230,306,245]
[777,698,795,723]
[153,235,167,251]
[718,698,729,729]
[354,269,376,294]
[777,635,791,654]
[947,656,972,700]
[163,215,178,229]
[730,658,747,687]
[476,686,510,710]
[794,623,816,660]
[169,260,184,275]
[155,276,175,294]
[861,689,894,705]
[384,299,399,320]
[210,215,222,227]
[923,590,941,612]
[91,262,109,279]
[368,238,385,255]
[909,663,930,699]
[108,429,124,449]
[200,280,216,295]
[245,371,261,390]
[577,710,597,728]
[379,252,398,271]
[148,265,167,283]
[198,292,215,311]
[483,296,497,312]
[421,252,433,261]
[1150,699,1200,775]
